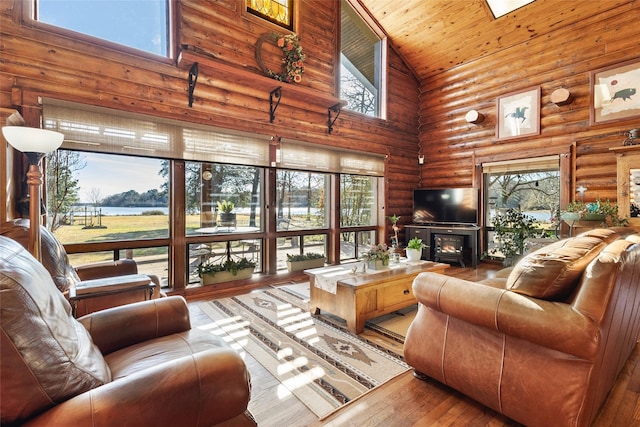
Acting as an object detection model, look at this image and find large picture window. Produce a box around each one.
[41,100,385,291]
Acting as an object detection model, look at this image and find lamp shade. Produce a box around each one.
[2,126,64,154]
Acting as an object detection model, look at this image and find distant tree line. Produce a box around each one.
[100,189,168,207]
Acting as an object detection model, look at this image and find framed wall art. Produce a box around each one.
[496,86,540,141]
[591,58,640,125]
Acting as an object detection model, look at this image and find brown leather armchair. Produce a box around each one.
[0,218,163,316]
[0,235,255,426]
[404,228,640,427]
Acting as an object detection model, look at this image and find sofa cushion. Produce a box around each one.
[506,229,619,300]
[0,218,80,292]
[0,236,110,425]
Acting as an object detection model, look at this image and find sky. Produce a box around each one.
[37,0,167,56]
[74,152,165,202]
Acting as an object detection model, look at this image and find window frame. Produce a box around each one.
[27,0,175,61]
[339,0,388,119]
[246,0,294,31]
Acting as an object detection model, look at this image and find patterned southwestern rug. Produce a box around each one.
[197,285,413,420]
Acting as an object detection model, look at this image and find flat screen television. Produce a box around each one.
[413,188,478,226]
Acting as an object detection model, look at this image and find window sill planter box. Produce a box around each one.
[200,268,254,285]
[561,212,606,222]
[286,258,325,272]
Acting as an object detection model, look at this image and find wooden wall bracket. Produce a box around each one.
[269,86,282,123]
[328,103,341,134]
[188,62,199,108]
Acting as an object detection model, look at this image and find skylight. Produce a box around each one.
[486,0,536,18]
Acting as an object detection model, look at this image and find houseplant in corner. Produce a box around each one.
[406,237,426,262]
[362,243,390,270]
[490,208,540,266]
[197,257,256,285]
[217,200,236,227]
[286,252,325,272]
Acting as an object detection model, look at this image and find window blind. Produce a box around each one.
[42,99,270,167]
[482,155,559,174]
[42,99,385,176]
[279,139,385,176]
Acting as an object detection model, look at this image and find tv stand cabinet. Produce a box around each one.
[405,225,480,269]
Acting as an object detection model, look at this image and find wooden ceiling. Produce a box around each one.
[359,0,629,81]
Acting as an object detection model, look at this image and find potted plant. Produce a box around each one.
[561,199,628,226]
[286,252,325,272]
[217,200,236,227]
[362,243,390,270]
[197,257,256,285]
[388,214,400,247]
[406,237,426,262]
[490,208,540,266]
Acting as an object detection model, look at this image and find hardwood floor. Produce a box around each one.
[188,262,640,427]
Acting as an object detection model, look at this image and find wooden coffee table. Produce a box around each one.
[305,261,449,334]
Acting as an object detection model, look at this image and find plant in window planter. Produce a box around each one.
[216,200,236,227]
[197,257,256,285]
[286,252,325,272]
[362,243,390,270]
[561,199,628,226]
[406,237,426,262]
[490,208,540,267]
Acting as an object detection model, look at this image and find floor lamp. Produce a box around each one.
[2,126,64,261]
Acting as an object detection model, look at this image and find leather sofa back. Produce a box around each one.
[0,236,110,425]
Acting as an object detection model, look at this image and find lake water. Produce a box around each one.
[74,206,169,216]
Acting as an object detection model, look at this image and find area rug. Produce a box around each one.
[197,285,411,420]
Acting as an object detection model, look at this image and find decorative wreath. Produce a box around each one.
[256,33,305,83]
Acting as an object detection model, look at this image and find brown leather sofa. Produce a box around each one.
[0,235,255,426]
[404,228,640,427]
[1,218,164,316]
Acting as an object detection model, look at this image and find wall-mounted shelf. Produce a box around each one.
[178,47,343,112]
[610,145,640,154]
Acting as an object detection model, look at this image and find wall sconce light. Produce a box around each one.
[623,128,639,146]
[465,110,484,124]
[576,185,587,200]
[550,88,573,106]
[2,125,64,261]
[418,154,425,165]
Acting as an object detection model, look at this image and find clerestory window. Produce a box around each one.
[34,0,170,57]
[246,0,293,30]
[340,0,386,118]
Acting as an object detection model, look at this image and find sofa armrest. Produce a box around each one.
[78,296,191,355]
[75,259,138,280]
[23,348,251,427]
[413,272,599,359]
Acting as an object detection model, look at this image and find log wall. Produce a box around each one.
[418,1,639,212]
[0,0,420,227]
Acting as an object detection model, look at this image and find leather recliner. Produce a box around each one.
[1,218,164,316]
[0,235,255,426]
[404,228,640,427]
